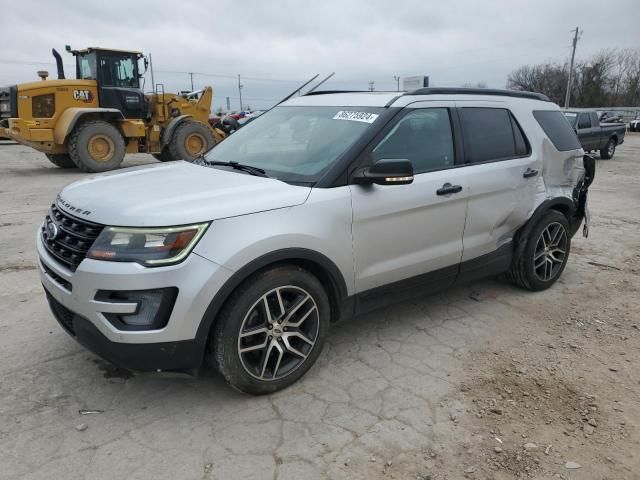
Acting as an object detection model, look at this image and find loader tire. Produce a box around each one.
[152,148,175,162]
[45,153,76,169]
[68,120,126,173]
[167,120,215,162]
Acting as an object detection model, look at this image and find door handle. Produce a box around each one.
[523,168,538,178]
[436,183,463,195]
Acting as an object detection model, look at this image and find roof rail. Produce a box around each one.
[302,90,398,97]
[407,87,551,102]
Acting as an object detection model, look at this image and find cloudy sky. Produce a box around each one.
[1,0,638,111]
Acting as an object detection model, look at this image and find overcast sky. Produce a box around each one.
[1,0,639,111]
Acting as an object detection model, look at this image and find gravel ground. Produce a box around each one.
[0,135,638,480]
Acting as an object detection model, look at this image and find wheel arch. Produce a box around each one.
[514,198,577,256]
[161,114,192,146]
[193,248,351,365]
[54,108,124,144]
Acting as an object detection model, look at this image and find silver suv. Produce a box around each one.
[38,88,594,394]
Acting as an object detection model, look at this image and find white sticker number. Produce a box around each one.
[333,111,379,124]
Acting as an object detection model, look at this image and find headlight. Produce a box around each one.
[87,223,209,266]
[32,94,55,118]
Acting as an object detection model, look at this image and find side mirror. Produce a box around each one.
[353,159,414,186]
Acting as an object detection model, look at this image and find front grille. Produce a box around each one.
[45,291,76,336]
[41,204,104,272]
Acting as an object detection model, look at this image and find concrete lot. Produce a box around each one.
[1,137,639,479]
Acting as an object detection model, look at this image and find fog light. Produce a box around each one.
[95,287,178,331]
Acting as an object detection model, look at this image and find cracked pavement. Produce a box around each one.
[1,137,639,479]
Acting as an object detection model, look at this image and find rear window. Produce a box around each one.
[460,108,530,163]
[533,111,581,151]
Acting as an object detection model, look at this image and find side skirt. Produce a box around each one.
[352,242,513,316]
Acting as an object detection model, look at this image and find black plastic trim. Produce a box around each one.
[96,287,178,331]
[316,106,404,188]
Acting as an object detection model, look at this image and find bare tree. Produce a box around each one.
[507,48,640,107]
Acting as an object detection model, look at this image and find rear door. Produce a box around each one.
[456,103,538,265]
[350,103,468,295]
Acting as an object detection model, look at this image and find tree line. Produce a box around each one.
[507,48,640,107]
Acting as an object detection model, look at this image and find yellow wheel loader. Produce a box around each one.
[0,47,225,172]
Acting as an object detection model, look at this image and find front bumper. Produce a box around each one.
[37,228,233,370]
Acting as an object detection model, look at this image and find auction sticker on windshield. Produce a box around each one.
[333,111,379,123]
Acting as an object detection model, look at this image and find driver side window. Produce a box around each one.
[372,108,454,174]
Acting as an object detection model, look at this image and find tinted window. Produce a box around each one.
[460,108,524,163]
[533,111,581,151]
[372,108,454,173]
[99,56,138,88]
[577,113,591,129]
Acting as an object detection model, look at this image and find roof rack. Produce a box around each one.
[407,87,551,102]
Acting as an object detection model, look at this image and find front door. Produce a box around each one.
[97,54,146,119]
[350,105,468,296]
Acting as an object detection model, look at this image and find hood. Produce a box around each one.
[57,162,311,227]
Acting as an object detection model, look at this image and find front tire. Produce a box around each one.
[211,265,330,395]
[68,120,126,172]
[152,148,175,162]
[45,153,76,168]
[508,210,571,291]
[600,138,616,159]
[167,120,215,162]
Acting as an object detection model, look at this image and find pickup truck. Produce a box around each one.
[564,110,625,159]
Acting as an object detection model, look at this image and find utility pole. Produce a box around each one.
[393,75,400,92]
[368,81,375,92]
[564,26,580,108]
[189,72,194,91]
[237,74,243,111]
[226,96,231,112]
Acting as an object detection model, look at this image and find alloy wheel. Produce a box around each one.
[533,221,568,282]
[237,286,320,381]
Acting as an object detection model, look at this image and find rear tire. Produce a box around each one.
[45,153,76,169]
[167,120,215,162]
[599,138,616,159]
[508,210,571,291]
[68,120,126,172]
[210,265,330,395]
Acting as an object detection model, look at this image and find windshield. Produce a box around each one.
[563,112,578,127]
[204,106,383,184]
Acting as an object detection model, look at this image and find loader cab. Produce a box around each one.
[72,47,147,119]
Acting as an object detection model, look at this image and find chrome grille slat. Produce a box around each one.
[41,204,104,272]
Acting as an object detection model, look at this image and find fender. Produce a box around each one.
[192,248,350,360]
[513,197,578,258]
[53,108,124,144]
[161,114,192,145]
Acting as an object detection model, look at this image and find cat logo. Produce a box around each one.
[73,90,93,102]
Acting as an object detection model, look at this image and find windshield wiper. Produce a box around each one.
[196,157,268,177]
